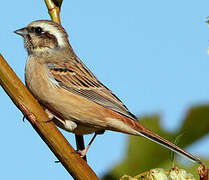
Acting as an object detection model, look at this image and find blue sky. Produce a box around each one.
[0,1,209,179]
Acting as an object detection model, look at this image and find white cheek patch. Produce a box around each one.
[44,24,66,46]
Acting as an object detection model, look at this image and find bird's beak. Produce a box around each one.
[14,27,28,36]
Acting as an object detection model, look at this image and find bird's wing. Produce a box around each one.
[46,56,136,120]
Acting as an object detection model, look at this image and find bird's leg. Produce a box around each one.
[77,130,105,157]
[77,133,97,157]
[75,135,87,161]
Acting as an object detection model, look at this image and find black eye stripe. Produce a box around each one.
[30,27,35,32]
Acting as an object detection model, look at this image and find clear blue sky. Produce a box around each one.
[0,1,209,179]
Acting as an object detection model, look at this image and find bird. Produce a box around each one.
[14,20,201,164]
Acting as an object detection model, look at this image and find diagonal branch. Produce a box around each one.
[0,53,98,180]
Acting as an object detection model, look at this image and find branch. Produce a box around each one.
[44,0,62,24]
[0,53,99,180]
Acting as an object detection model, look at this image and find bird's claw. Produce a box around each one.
[75,149,88,158]
[22,116,26,122]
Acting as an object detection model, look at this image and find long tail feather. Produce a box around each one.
[135,128,202,164]
[109,116,202,164]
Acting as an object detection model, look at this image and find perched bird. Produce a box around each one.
[15,20,201,164]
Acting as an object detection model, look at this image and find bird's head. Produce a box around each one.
[15,20,70,54]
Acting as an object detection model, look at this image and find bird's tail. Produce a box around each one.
[108,116,202,164]
[134,126,202,164]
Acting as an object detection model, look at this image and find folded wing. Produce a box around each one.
[46,57,136,120]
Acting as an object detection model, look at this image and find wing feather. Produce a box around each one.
[46,57,136,120]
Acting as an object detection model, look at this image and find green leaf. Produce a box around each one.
[206,16,209,25]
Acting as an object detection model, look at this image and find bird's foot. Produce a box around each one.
[76,147,89,158]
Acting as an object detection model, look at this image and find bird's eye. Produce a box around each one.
[34,27,43,34]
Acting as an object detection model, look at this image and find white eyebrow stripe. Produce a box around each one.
[32,22,67,47]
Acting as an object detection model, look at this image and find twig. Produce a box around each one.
[44,0,62,24]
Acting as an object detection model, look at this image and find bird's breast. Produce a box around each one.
[25,56,56,101]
